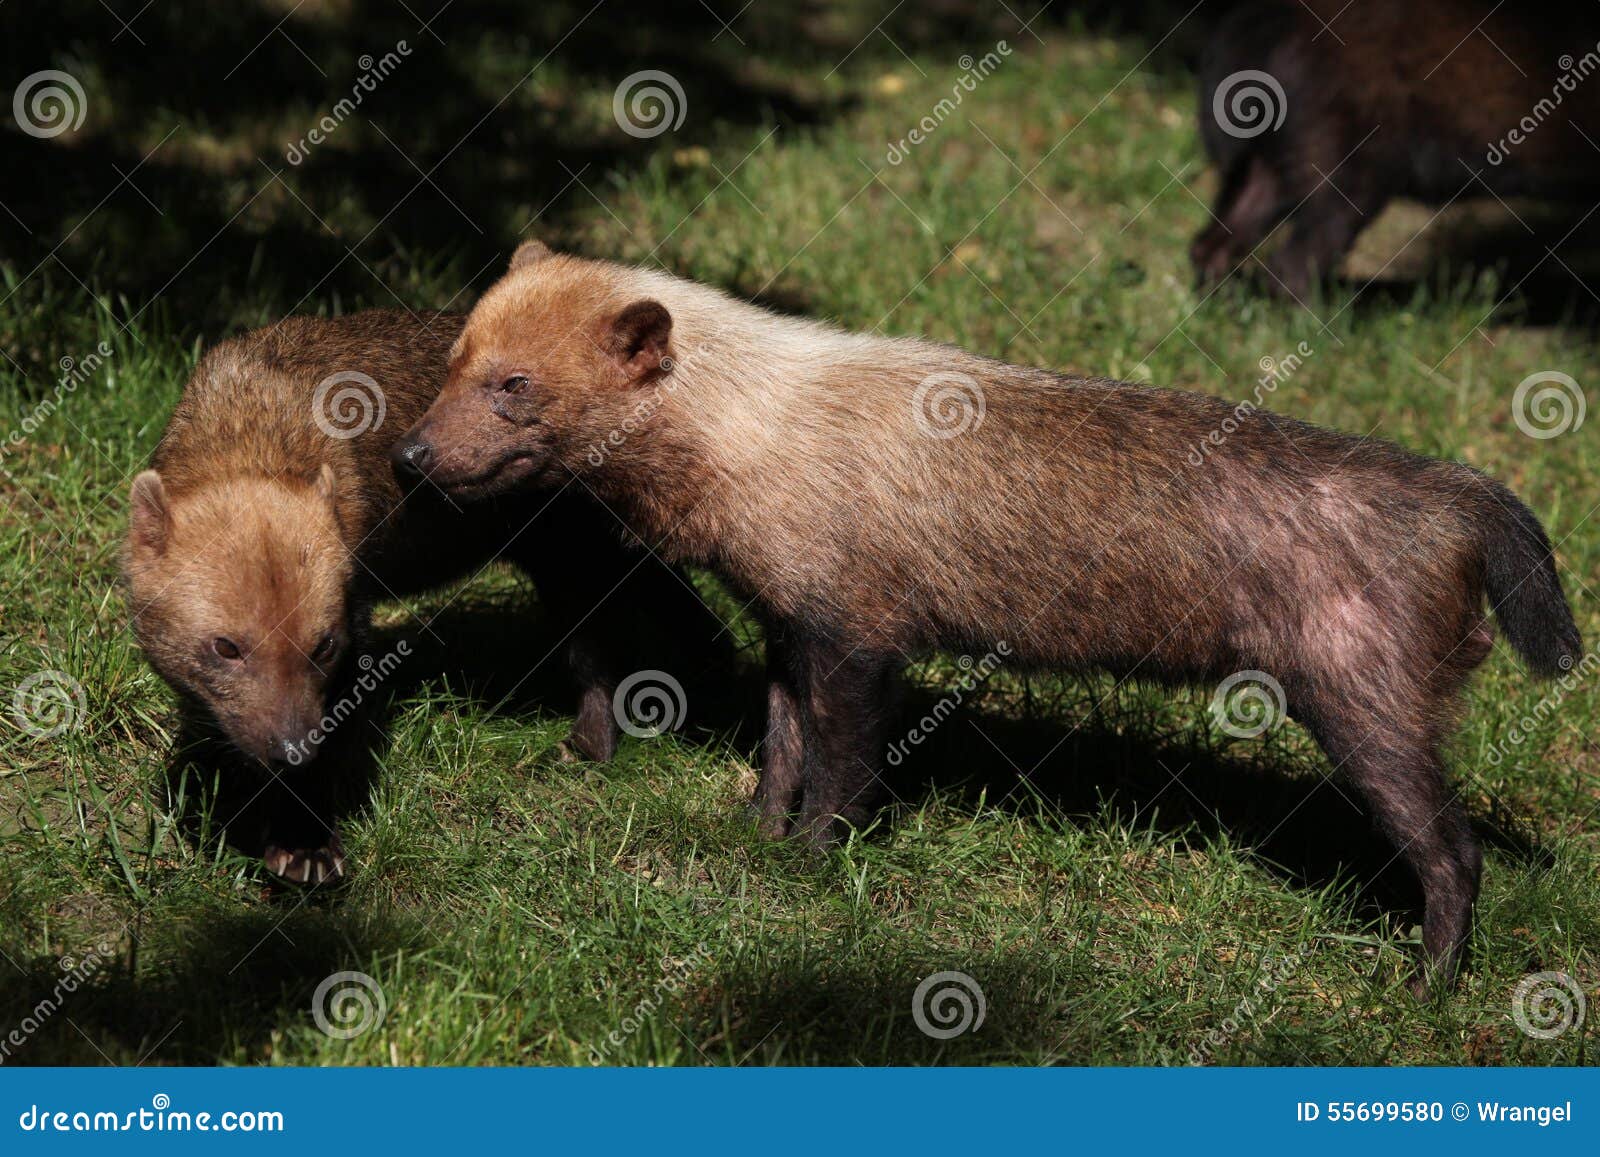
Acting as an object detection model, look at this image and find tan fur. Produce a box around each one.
[125,312,464,766]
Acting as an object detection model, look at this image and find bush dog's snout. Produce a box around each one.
[391,435,433,477]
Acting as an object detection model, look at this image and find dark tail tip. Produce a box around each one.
[1480,482,1582,677]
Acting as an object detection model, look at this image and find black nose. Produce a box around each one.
[266,735,311,770]
[392,440,432,476]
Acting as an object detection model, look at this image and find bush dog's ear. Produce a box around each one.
[129,470,171,555]
[605,299,673,384]
[509,240,552,271]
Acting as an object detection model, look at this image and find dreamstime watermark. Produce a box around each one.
[312,369,386,439]
[311,971,387,1039]
[588,943,713,1063]
[1512,370,1585,440]
[284,42,412,164]
[611,669,687,739]
[10,670,87,740]
[0,342,115,482]
[583,350,693,467]
[18,1095,284,1134]
[1186,341,1313,468]
[1485,650,1595,767]
[1511,971,1588,1041]
[1186,948,1306,1065]
[0,943,113,1064]
[912,370,986,438]
[613,70,686,138]
[886,643,1011,767]
[1487,47,1600,165]
[285,642,410,767]
[1209,670,1286,739]
[911,971,986,1039]
[884,41,1013,165]
[1211,70,1287,139]
[13,70,86,138]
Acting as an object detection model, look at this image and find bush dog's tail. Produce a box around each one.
[1479,482,1582,676]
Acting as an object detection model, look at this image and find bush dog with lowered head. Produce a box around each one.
[125,309,726,882]
[394,242,1581,989]
[1192,0,1600,297]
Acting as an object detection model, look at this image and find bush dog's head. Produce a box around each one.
[124,465,353,770]
[392,240,676,498]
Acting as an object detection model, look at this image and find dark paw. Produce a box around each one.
[264,833,347,885]
[563,720,616,764]
[744,800,793,840]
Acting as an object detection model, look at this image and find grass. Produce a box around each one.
[1,2,1597,1066]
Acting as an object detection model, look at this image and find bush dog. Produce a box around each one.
[1193,0,1600,296]
[125,309,723,881]
[395,242,1580,987]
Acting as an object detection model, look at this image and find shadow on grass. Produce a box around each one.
[0,0,1214,352]
[0,907,420,1065]
[678,950,1081,1065]
[159,578,753,871]
[162,596,1554,987]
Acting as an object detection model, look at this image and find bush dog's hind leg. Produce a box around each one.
[1191,154,1289,285]
[1263,181,1387,302]
[1303,706,1481,994]
[752,625,804,838]
[790,634,899,850]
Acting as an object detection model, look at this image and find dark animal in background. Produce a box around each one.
[124,310,725,881]
[395,243,1581,990]
[1192,0,1600,297]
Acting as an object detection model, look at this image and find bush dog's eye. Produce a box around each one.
[499,375,530,394]
[311,634,337,662]
[213,637,242,661]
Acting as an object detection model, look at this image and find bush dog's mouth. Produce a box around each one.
[431,451,544,498]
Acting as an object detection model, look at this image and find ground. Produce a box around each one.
[0,2,1596,1065]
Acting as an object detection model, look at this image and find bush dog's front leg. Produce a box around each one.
[752,625,804,838]
[791,633,899,850]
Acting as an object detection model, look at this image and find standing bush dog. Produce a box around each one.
[395,243,1580,988]
[125,309,724,882]
[1192,0,1600,297]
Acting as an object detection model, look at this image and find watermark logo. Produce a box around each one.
[284,43,411,164]
[1512,371,1585,440]
[612,669,687,739]
[1186,341,1314,468]
[887,643,1011,767]
[912,371,986,439]
[312,370,386,439]
[1209,670,1286,739]
[1512,971,1587,1040]
[588,944,713,1064]
[613,71,686,139]
[11,670,86,739]
[0,341,114,483]
[1212,70,1287,139]
[0,943,112,1064]
[311,970,387,1039]
[1488,46,1600,164]
[1485,649,1598,767]
[884,41,1012,165]
[911,971,986,1039]
[1187,949,1306,1065]
[13,70,87,138]
[285,642,410,767]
